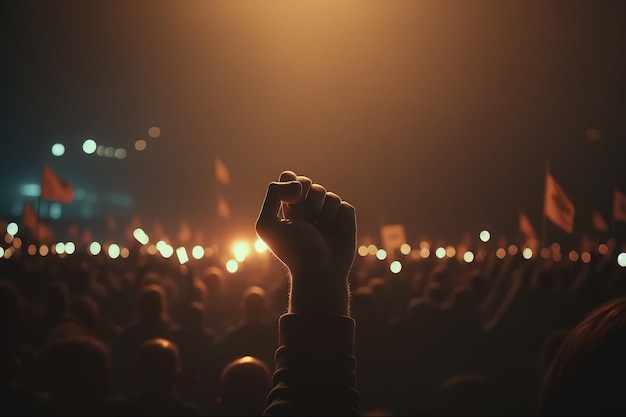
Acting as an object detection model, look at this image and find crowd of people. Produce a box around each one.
[2,171,626,415]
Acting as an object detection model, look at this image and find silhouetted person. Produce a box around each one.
[255,170,359,415]
[112,284,177,394]
[218,356,272,416]
[39,336,111,416]
[106,338,197,416]
[540,297,626,416]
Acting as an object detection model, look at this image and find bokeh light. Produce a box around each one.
[463,251,474,263]
[0,247,4,258]
[479,230,491,242]
[568,250,579,262]
[104,147,115,158]
[51,143,65,156]
[254,238,268,253]
[39,245,49,256]
[89,241,102,255]
[135,140,147,151]
[176,247,189,264]
[233,241,250,262]
[618,253,626,268]
[367,244,378,256]
[540,248,551,259]
[508,245,518,255]
[6,222,18,236]
[159,244,174,259]
[12,237,22,249]
[108,243,120,259]
[445,246,456,258]
[83,139,97,154]
[390,260,402,273]
[581,252,591,263]
[115,148,127,159]
[522,248,533,259]
[358,245,368,257]
[65,241,75,255]
[496,248,506,259]
[598,244,609,255]
[226,259,239,273]
[148,126,161,138]
[133,228,149,245]
[376,249,387,260]
[420,247,430,258]
[435,247,446,259]
[192,245,204,259]
[55,242,65,255]
[120,248,129,258]
[400,243,411,255]
[27,244,37,256]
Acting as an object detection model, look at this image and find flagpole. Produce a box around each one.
[541,158,549,251]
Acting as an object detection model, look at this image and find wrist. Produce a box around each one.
[288,274,350,316]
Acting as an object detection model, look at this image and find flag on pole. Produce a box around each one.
[613,188,626,223]
[380,224,407,253]
[41,165,73,203]
[22,202,38,230]
[519,212,539,250]
[592,211,609,232]
[215,157,230,185]
[544,172,575,234]
[217,196,230,220]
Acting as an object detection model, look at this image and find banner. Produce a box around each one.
[544,172,575,233]
[613,188,626,223]
[380,224,407,253]
[592,211,609,232]
[41,165,73,203]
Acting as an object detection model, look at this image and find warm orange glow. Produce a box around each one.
[367,244,378,256]
[254,238,268,253]
[4,234,13,244]
[581,252,591,263]
[551,242,560,253]
[445,246,456,258]
[508,245,518,256]
[463,251,474,263]
[233,241,250,262]
[120,247,130,258]
[12,237,22,249]
[147,244,158,255]
[400,243,411,255]
[496,248,506,259]
[135,139,147,151]
[148,126,161,138]
[541,248,551,259]
[568,250,579,262]
[598,244,609,255]
[27,244,37,256]
[553,252,562,262]
[39,245,49,256]
[3,247,12,259]
[358,245,368,257]
[420,248,430,258]
[226,259,238,273]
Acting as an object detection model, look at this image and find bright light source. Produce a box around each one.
[4,234,12,244]
[522,248,533,259]
[479,230,491,242]
[39,245,49,256]
[233,241,250,262]
[254,238,268,253]
[133,228,149,245]
[376,249,387,260]
[3,248,11,259]
[226,259,239,273]
[390,260,402,273]
[581,252,591,263]
[445,246,456,258]
[435,247,446,259]
[6,222,18,236]
[496,248,506,259]
[0,247,4,258]
[108,244,120,259]
[83,139,97,154]
[399,243,411,255]
[135,140,147,151]
[115,148,127,159]
[120,248,129,258]
[367,244,378,256]
[65,241,75,255]
[598,244,609,255]
[617,253,626,267]
[192,245,204,259]
[55,242,66,254]
[358,245,368,257]
[420,248,430,258]
[89,241,102,255]
[156,240,167,251]
[463,251,474,263]
[160,245,174,259]
[148,126,161,138]
[49,203,61,219]
[569,251,579,262]
[27,244,37,255]
[12,237,22,249]
[176,247,189,264]
[51,143,65,156]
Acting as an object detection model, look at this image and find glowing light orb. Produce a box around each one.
[6,222,18,236]
[83,139,97,154]
[51,143,65,156]
[89,242,102,255]
[108,244,120,259]
[376,249,387,260]
[192,245,204,259]
[390,260,402,273]
[226,259,239,273]
[479,230,491,242]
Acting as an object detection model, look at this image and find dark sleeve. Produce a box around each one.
[264,314,359,416]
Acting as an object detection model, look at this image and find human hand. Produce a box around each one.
[256,171,357,315]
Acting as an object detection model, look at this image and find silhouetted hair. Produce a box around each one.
[219,356,271,416]
[540,297,626,415]
[241,286,268,323]
[134,338,180,391]
[138,284,166,322]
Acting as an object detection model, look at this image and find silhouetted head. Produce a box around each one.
[134,338,180,394]
[218,356,272,416]
[45,281,70,322]
[138,284,166,322]
[202,266,224,298]
[241,286,269,323]
[180,301,206,330]
[537,328,570,378]
[0,280,24,379]
[432,374,499,416]
[40,336,110,403]
[70,295,100,329]
[540,297,626,415]
[425,281,446,305]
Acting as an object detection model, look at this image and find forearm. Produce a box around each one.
[264,314,359,416]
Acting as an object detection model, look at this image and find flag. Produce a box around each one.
[380,224,407,253]
[215,157,230,185]
[519,212,539,250]
[178,219,192,245]
[592,211,609,232]
[41,165,73,203]
[544,172,575,234]
[217,196,230,220]
[22,202,38,230]
[613,188,626,223]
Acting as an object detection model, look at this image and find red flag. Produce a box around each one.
[217,196,230,220]
[544,172,575,233]
[41,165,73,203]
[592,211,609,232]
[215,157,230,185]
[519,212,539,250]
[613,189,626,223]
[22,202,38,230]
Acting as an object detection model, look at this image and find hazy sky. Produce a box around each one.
[2,0,625,245]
